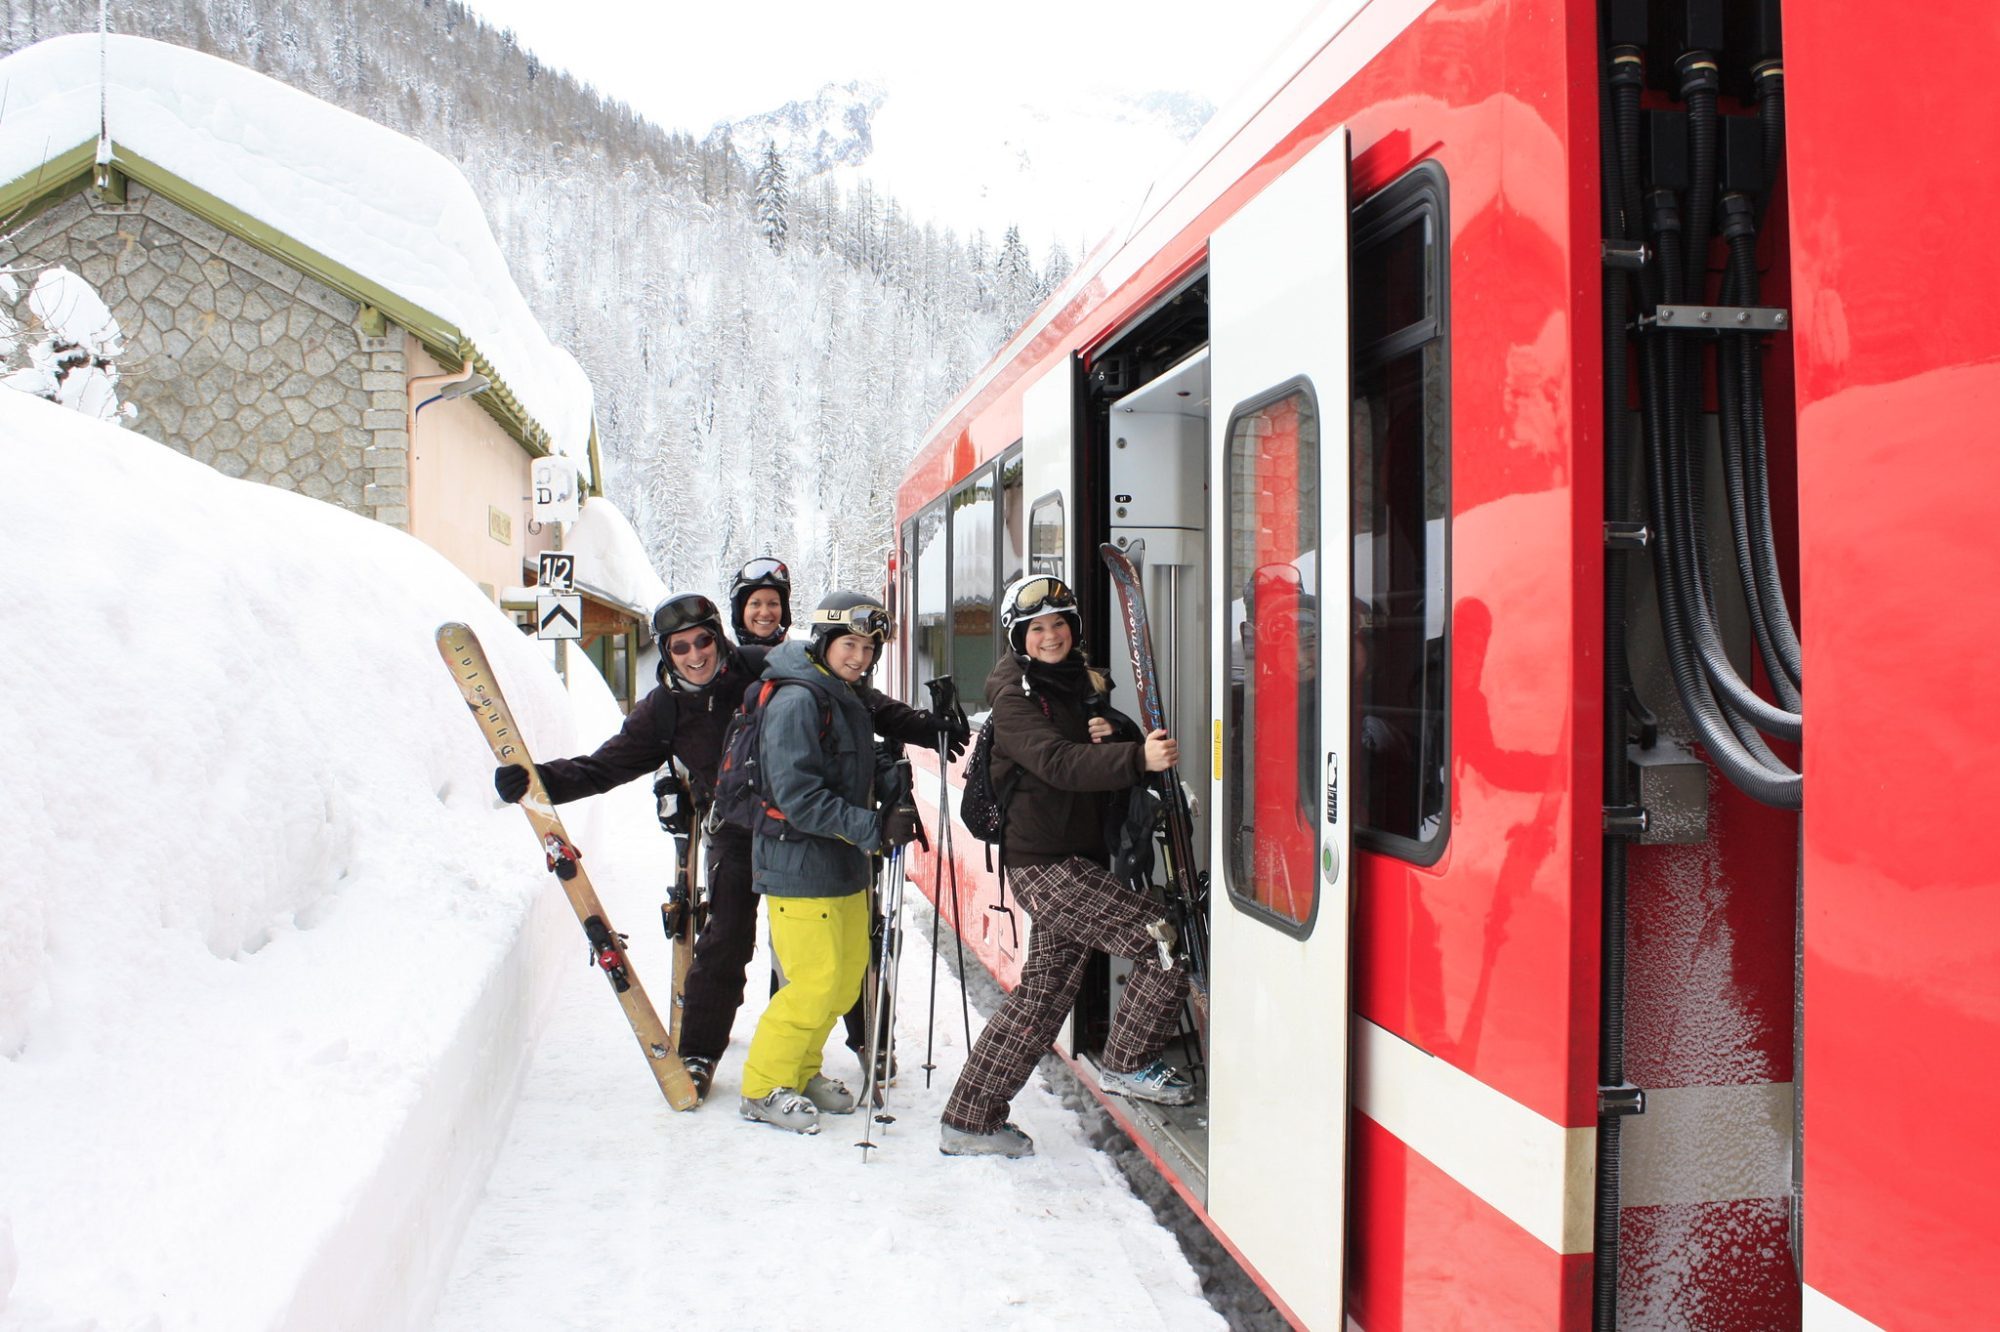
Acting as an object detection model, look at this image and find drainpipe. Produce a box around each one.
[405,353,488,539]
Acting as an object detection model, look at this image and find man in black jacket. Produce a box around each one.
[496,590,963,1102]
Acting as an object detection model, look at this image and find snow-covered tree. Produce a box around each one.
[754,141,788,254]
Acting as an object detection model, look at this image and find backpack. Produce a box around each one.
[958,713,1019,845]
[710,678,834,833]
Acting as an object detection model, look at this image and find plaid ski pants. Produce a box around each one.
[942,856,1189,1135]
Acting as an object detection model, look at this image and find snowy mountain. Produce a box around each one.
[714,77,1216,256]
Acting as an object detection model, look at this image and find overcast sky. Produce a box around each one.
[458,0,1327,134]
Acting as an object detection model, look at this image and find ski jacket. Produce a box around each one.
[537,644,770,805]
[752,641,884,899]
[985,652,1148,869]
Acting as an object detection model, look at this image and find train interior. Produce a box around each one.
[1066,278,1218,1192]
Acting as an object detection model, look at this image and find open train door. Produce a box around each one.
[1205,126,1353,1331]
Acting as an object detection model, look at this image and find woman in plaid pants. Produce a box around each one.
[939,575,1194,1159]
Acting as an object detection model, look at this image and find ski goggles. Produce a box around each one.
[653,593,722,639]
[1008,576,1078,621]
[736,557,791,588]
[812,603,893,641]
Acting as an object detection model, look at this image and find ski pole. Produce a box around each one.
[858,844,898,1159]
[922,675,975,1079]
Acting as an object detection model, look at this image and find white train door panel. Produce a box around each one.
[1206,126,1353,1332]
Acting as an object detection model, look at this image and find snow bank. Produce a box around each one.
[0,34,595,474]
[0,390,639,1329]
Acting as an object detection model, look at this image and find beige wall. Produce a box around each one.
[406,339,554,598]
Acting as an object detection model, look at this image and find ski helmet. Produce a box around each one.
[807,590,891,667]
[729,556,792,646]
[652,592,726,655]
[1000,575,1080,655]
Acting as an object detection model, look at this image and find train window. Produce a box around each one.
[1223,381,1321,931]
[913,500,949,693]
[951,468,997,696]
[1029,492,1064,579]
[899,519,919,702]
[1000,450,1026,592]
[1352,162,1450,861]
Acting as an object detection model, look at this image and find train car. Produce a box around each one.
[886,0,2000,1328]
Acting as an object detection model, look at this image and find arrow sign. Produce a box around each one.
[536,594,583,640]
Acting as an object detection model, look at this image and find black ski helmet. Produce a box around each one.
[729,556,792,646]
[807,590,891,668]
[651,593,727,674]
[1000,574,1081,655]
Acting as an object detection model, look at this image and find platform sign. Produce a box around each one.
[532,457,579,525]
[537,551,576,593]
[536,594,582,640]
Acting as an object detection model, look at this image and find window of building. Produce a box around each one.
[1352,161,1450,861]
[1223,383,1320,931]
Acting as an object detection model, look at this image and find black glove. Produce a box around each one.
[494,763,533,804]
[653,773,692,835]
[880,802,928,850]
[915,709,970,761]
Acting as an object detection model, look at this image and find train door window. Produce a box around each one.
[951,468,997,696]
[1352,162,1449,861]
[914,500,950,691]
[1223,382,1320,929]
[1029,492,1064,579]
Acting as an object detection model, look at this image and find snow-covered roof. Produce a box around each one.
[561,495,667,617]
[0,34,595,477]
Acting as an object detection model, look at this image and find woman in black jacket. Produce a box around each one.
[939,575,1192,1158]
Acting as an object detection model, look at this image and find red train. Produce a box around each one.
[886,0,2000,1327]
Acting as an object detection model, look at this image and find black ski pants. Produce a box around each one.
[678,825,881,1067]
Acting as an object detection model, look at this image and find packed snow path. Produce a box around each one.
[433,914,1224,1330]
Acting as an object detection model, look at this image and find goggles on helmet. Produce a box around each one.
[736,557,791,588]
[653,593,722,640]
[811,602,893,642]
[1008,576,1077,620]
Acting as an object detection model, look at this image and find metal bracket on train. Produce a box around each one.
[1604,521,1650,550]
[1603,804,1649,839]
[1640,303,1790,332]
[1599,1083,1646,1118]
[1601,239,1650,270]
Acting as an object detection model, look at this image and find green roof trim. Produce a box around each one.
[0,138,599,493]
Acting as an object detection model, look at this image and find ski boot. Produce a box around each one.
[740,1088,821,1135]
[1098,1057,1196,1107]
[803,1073,857,1115]
[939,1120,1035,1159]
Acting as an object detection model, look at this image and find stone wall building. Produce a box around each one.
[0,35,659,701]
[12,183,414,522]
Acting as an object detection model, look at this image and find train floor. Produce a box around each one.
[431,919,1228,1330]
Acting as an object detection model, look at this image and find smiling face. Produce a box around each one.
[1023,614,1073,665]
[824,633,878,683]
[667,624,721,685]
[743,588,784,639]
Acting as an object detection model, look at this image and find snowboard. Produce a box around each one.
[1099,542,1212,1021]
[436,622,700,1111]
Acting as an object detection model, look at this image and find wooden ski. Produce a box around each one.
[436,622,699,1111]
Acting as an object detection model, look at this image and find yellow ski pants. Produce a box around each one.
[741,892,871,1099]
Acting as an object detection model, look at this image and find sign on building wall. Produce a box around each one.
[532,457,579,526]
[537,551,576,593]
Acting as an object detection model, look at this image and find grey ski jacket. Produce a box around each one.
[752,640,884,898]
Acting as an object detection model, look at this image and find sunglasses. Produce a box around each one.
[668,630,717,657]
[1009,576,1077,617]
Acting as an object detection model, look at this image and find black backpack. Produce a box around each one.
[958,713,1020,844]
[711,678,833,833]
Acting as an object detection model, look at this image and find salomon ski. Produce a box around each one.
[436,623,700,1110]
[1099,543,1212,1017]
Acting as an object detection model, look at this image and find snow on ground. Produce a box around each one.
[0,388,614,1330]
[0,390,1226,1330]
[433,893,1224,1332]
